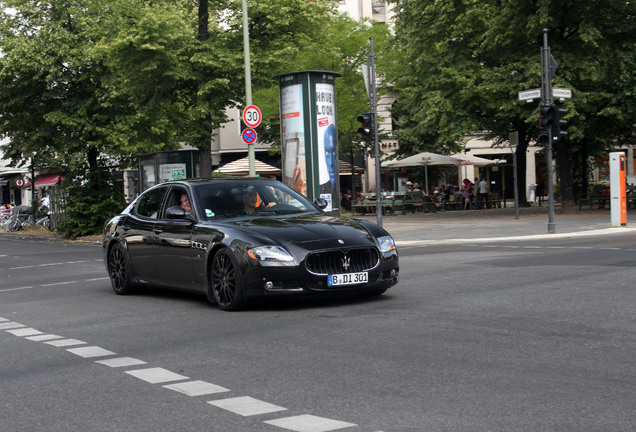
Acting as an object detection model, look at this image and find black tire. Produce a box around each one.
[108,243,135,295]
[8,218,22,232]
[209,248,245,311]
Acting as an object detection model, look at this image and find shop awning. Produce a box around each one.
[25,174,63,187]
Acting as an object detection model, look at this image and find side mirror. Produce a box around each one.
[166,206,195,221]
[314,198,328,210]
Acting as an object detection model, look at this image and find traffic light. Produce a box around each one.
[356,113,373,140]
[537,104,553,145]
[551,104,567,141]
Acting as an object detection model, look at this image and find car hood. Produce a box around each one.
[217,214,380,248]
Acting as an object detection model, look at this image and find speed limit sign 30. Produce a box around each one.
[242,105,262,128]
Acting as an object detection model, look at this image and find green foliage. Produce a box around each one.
[387,0,635,204]
[56,168,127,238]
[0,0,389,231]
[388,0,635,151]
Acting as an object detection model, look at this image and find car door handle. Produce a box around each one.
[121,225,131,231]
[153,226,163,234]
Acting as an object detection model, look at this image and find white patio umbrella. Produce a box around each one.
[381,151,462,194]
[450,153,495,166]
[214,157,281,176]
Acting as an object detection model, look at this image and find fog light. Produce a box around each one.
[390,269,397,277]
[264,281,274,290]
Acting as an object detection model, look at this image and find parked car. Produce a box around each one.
[103,178,399,311]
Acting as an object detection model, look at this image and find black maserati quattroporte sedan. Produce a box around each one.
[103,178,399,311]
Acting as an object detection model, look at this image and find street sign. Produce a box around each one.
[15,178,24,187]
[241,128,257,145]
[552,87,572,99]
[518,88,541,102]
[518,87,572,102]
[242,105,262,128]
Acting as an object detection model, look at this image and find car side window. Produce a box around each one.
[165,188,190,216]
[135,187,166,219]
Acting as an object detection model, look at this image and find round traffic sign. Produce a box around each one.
[242,105,262,128]
[15,178,24,187]
[242,128,257,144]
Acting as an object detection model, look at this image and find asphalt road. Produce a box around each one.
[1,234,635,432]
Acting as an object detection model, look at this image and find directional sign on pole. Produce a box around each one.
[241,128,257,145]
[552,87,572,99]
[518,88,541,102]
[242,105,262,128]
[518,87,572,102]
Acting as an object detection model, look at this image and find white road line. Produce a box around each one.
[25,334,65,342]
[125,367,189,384]
[7,327,43,337]
[38,262,65,267]
[95,357,147,368]
[164,380,230,397]
[208,396,287,417]
[67,346,117,358]
[0,286,36,292]
[44,338,87,347]
[41,281,80,287]
[264,414,357,432]
[6,318,363,431]
[9,266,35,270]
[0,278,108,293]
[0,322,25,330]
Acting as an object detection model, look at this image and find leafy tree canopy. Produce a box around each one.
[387,0,635,156]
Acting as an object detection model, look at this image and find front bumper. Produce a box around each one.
[241,253,399,299]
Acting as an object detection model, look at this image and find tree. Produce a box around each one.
[222,0,389,192]
[387,0,635,210]
[0,0,242,236]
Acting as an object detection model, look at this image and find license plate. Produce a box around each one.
[328,272,368,287]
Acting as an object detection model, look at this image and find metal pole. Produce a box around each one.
[542,29,556,233]
[242,0,255,176]
[370,37,382,227]
[509,132,520,219]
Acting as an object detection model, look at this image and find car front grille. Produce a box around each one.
[305,248,380,275]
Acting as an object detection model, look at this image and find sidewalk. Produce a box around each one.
[355,206,636,245]
[2,207,635,246]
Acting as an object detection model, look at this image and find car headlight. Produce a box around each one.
[248,246,295,266]
[377,235,396,252]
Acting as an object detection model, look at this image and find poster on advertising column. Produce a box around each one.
[315,82,339,212]
[280,83,306,196]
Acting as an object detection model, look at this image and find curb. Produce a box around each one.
[0,231,101,245]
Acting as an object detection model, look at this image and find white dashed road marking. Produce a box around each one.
[125,367,189,384]
[6,327,43,337]
[163,380,230,397]
[95,357,147,368]
[3,316,363,431]
[0,277,108,292]
[264,414,358,432]
[208,396,287,416]
[25,334,65,342]
[67,346,117,358]
[0,322,25,330]
[44,338,86,347]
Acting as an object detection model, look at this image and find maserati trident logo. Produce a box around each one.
[341,255,351,270]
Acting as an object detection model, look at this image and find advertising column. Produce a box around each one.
[275,71,341,213]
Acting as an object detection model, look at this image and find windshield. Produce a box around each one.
[193,180,320,220]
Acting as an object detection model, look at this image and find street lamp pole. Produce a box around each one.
[541,29,556,233]
[242,0,255,176]
[369,36,382,227]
